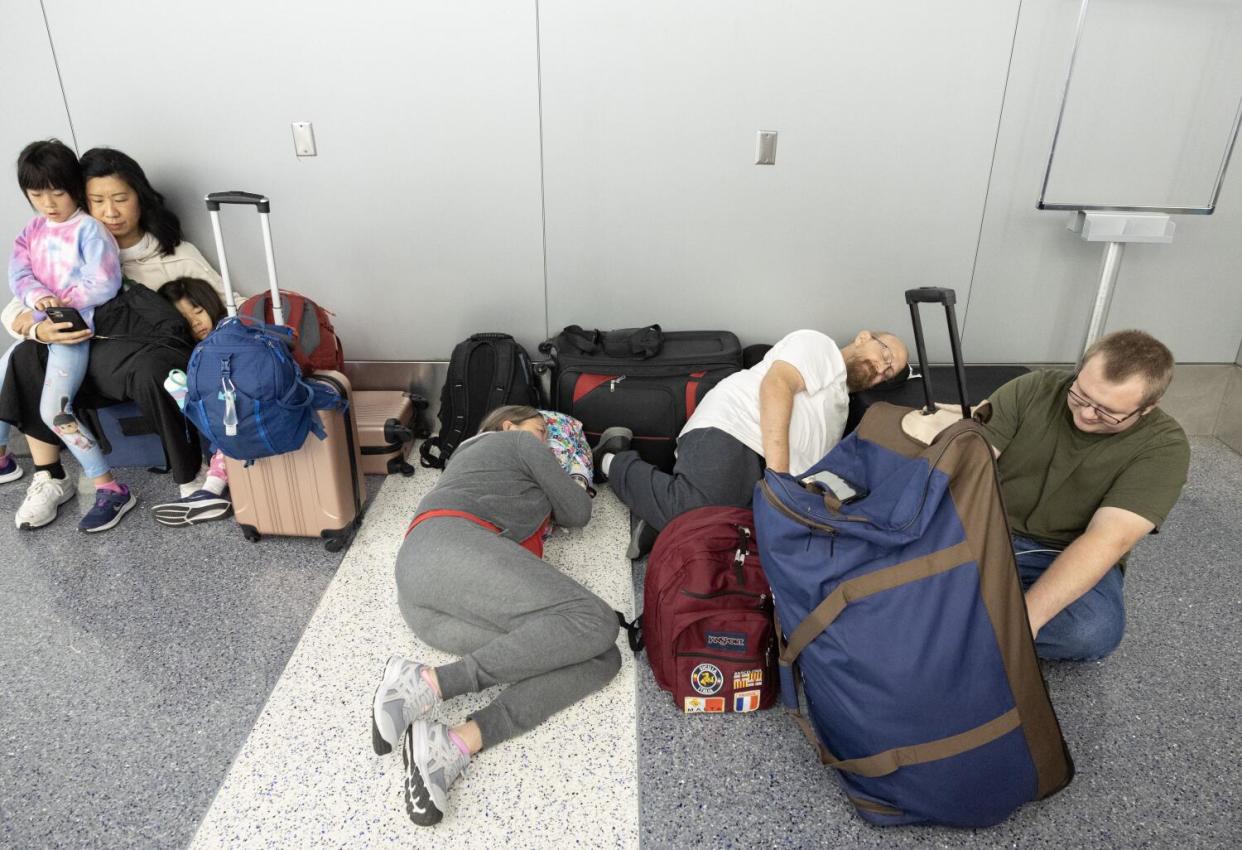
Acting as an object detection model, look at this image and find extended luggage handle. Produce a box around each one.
[904,287,970,420]
[205,190,283,325]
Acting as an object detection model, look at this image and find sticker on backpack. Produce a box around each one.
[690,663,724,695]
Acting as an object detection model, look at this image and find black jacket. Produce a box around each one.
[0,279,203,483]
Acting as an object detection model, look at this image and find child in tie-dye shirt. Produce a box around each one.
[5,139,136,532]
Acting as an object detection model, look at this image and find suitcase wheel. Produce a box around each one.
[325,536,346,553]
[242,526,261,543]
[383,418,415,445]
[388,457,416,477]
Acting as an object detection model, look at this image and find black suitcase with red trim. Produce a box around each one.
[539,325,742,472]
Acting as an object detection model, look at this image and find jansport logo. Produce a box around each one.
[705,631,748,653]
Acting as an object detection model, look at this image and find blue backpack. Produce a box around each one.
[185,317,345,464]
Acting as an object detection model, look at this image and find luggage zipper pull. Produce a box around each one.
[733,525,750,583]
[221,376,239,437]
[610,375,627,392]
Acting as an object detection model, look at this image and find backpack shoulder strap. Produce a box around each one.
[616,611,644,652]
[439,337,488,458]
[280,291,307,334]
[239,293,265,321]
[486,338,517,412]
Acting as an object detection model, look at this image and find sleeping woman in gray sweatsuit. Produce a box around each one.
[371,404,621,827]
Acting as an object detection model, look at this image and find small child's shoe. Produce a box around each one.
[0,453,23,485]
[78,485,137,533]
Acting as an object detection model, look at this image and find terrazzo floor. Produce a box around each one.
[188,458,641,849]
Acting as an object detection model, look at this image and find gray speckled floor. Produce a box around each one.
[188,455,639,848]
[633,437,1242,849]
[0,456,381,850]
[3,437,1238,849]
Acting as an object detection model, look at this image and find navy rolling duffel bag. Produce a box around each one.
[753,405,1073,828]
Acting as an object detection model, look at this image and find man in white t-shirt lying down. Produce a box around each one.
[593,328,908,558]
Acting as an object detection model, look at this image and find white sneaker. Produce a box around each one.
[15,471,77,530]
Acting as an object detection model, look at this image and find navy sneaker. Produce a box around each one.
[0,453,23,484]
[78,485,137,533]
[151,489,233,527]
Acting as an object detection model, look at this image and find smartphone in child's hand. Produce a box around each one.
[44,306,90,333]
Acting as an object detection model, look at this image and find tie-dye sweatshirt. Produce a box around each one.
[8,209,122,327]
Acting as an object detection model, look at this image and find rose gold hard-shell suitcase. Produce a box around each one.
[207,191,366,551]
[355,390,425,476]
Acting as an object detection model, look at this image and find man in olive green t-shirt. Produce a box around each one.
[908,329,1190,661]
[985,330,1189,660]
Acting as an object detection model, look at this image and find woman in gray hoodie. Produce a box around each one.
[374,405,619,827]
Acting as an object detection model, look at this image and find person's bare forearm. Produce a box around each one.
[759,376,796,473]
[1025,536,1122,636]
[1024,508,1151,636]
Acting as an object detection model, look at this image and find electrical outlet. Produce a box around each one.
[291,122,317,157]
[755,130,777,165]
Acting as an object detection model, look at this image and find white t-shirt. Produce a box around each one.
[680,329,849,476]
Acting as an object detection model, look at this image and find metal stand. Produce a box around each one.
[1081,240,1125,355]
[1067,212,1175,360]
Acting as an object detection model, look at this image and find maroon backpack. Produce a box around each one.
[240,290,344,373]
[642,506,778,714]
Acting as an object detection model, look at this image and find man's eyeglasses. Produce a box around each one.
[1066,379,1142,426]
[874,336,895,380]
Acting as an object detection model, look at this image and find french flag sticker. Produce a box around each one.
[733,689,761,713]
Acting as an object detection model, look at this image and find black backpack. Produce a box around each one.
[419,333,541,469]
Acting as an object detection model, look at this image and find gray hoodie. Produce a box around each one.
[415,430,592,542]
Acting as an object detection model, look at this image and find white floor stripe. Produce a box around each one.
[189,458,639,849]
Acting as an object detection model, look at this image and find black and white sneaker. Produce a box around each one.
[151,489,233,527]
[402,720,470,827]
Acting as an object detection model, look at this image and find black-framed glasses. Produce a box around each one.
[1066,379,1142,426]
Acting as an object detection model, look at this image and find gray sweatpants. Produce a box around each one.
[608,426,765,530]
[396,517,621,748]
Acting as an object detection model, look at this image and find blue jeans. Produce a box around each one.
[1013,534,1125,661]
[0,339,17,448]
[40,342,109,479]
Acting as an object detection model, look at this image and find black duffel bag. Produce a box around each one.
[539,324,742,472]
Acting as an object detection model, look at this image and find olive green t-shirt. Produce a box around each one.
[981,370,1190,548]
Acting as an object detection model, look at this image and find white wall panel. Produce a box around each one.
[966,0,1242,363]
[43,0,545,359]
[539,0,1020,355]
[0,0,76,250]
[10,0,1238,364]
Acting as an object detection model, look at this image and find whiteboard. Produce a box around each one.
[1038,0,1242,214]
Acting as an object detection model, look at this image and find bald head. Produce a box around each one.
[841,330,909,391]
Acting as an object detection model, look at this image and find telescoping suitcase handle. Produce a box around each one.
[904,287,970,420]
[205,190,283,325]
